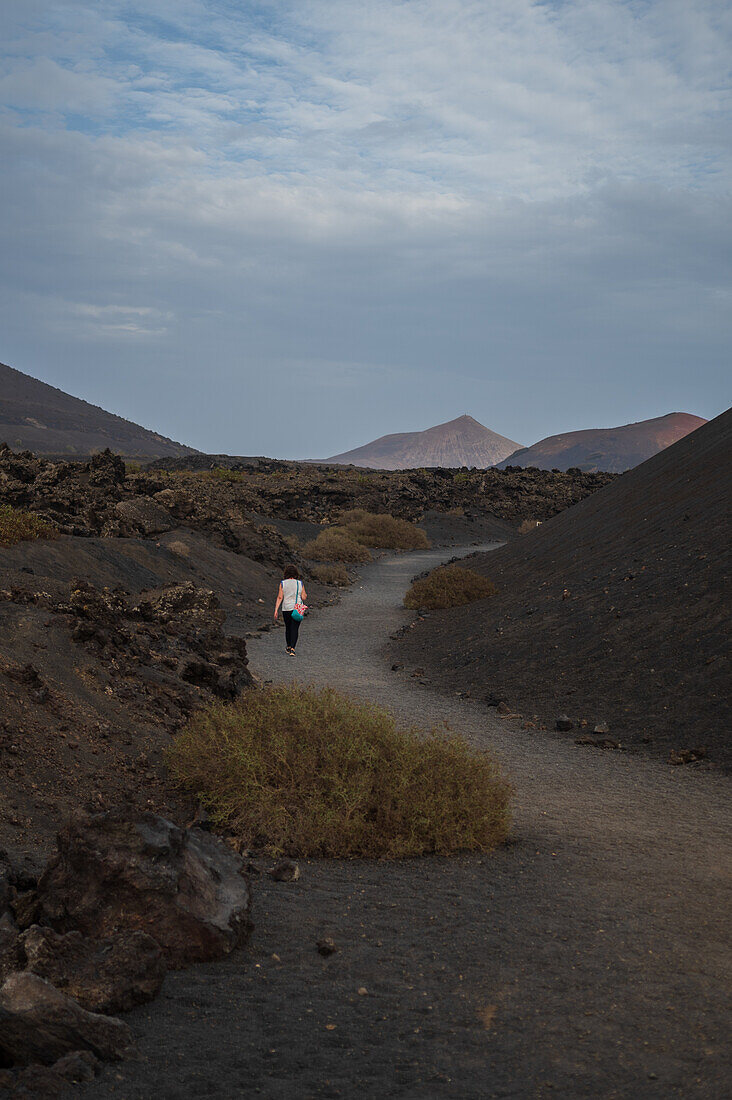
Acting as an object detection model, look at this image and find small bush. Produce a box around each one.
[167,684,511,858]
[309,562,350,586]
[344,511,430,550]
[518,519,541,534]
[404,564,497,609]
[0,505,59,548]
[207,466,243,483]
[284,534,301,553]
[301,528,372,563]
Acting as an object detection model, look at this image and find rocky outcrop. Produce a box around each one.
[0,971,135,1067]
[17,926,166,1014]
[29,810,252,968]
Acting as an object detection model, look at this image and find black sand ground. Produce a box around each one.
[78,547,731,1100]
[395,409,731,767]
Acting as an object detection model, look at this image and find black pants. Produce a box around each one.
[283,610,300,649]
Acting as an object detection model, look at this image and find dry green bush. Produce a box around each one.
[301,527,372,563]
[308,562,350,586]
[167,684,511,858]
[404,564,497,610]
[206,466,243,483]
[0,505,59,548]
[284,534,301,553]
[339,510,430,550]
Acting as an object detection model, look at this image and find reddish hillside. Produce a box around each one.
[394,407,731,766]
[0,361,196,459]
[325,415,521,469]
[499,412,706,473]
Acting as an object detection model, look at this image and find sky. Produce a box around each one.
[0,0,730,458]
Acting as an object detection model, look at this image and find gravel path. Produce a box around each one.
[83,546,731,1100]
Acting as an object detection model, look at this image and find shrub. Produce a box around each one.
[309,562,350,586]
[301,527,372,563]
[166,684,511,858]
[0,505,59,548]
[207,466,243,483]
[404,564,497,610]
[518,519,541,535]
[343,511,430,550]
[284,534,301,553]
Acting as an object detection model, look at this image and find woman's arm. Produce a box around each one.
[274,582,283,620]
[300,585,307,601]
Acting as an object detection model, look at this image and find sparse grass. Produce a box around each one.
[308,562,350,586]
[339,509,430,550]
[124,461,142,475]
[0,505,59,548]
[167,684,511,858]
[404,564,497,610]
[206,466,243,483]
[301,528,372,563]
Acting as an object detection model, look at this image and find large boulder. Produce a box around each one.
[30,810,252,968]
[18,926,166,1015]
[0,971,134,1067]
[113,497,174,536]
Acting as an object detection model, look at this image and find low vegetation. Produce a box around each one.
[308,562,350,586]
[339,509,430,550]
[0,505,59,548]
[404,564,497,610]
[302,527,372,563]
[167,684,511,859]
[518,518,541,534]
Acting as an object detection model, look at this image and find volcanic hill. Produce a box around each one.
[498,411,706,473]
[324,415,521,469]
[394,407,731,767]
[0,361,196,459]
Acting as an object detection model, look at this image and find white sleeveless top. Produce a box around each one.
[281,578,300,611]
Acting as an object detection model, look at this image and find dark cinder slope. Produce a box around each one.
[499,412,706,472]
[0,361,196,459]
[394,407,732,765]
[324,414,521,469]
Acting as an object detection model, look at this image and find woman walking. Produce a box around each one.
[274,566,307,656]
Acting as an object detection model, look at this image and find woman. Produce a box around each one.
[274,565,307,656]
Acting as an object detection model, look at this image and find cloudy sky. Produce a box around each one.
[1,0,730,457]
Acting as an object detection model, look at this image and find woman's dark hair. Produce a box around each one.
[283,565,300,580]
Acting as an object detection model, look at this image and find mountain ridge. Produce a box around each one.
[324,414,522,469]
[0,361,197,459]
[498,411,706,473]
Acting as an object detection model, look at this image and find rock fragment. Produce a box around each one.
[0,971,135,1066]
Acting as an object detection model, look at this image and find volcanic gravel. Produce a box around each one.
[77,547,731,1100]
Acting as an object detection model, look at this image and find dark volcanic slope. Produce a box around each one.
[394,407,732,766]
[0,361,196,459]
[324,414,521,469]
[498,411,706,472]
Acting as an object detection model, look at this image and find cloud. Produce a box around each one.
[0,0,729,455]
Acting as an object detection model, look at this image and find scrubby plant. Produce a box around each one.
[284,534,301,553]
[518,519,541,534]
[0,505,59,548]
[207,466,243,483]
[339,510,430,550]
[301,527,372,563]
[404,564,496,610]
[309,562,350,586]
[167,684,511,858]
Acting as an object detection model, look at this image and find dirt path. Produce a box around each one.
[83,547,731,1100]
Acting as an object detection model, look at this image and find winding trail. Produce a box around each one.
[84,546,730,1100]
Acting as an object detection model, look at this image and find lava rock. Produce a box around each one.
[555,715,574,732]
[19,926,166,1015]
[268,859,300,883]
[316,937,337,957]
[0,971,135,1067]
[29,810,252,968]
